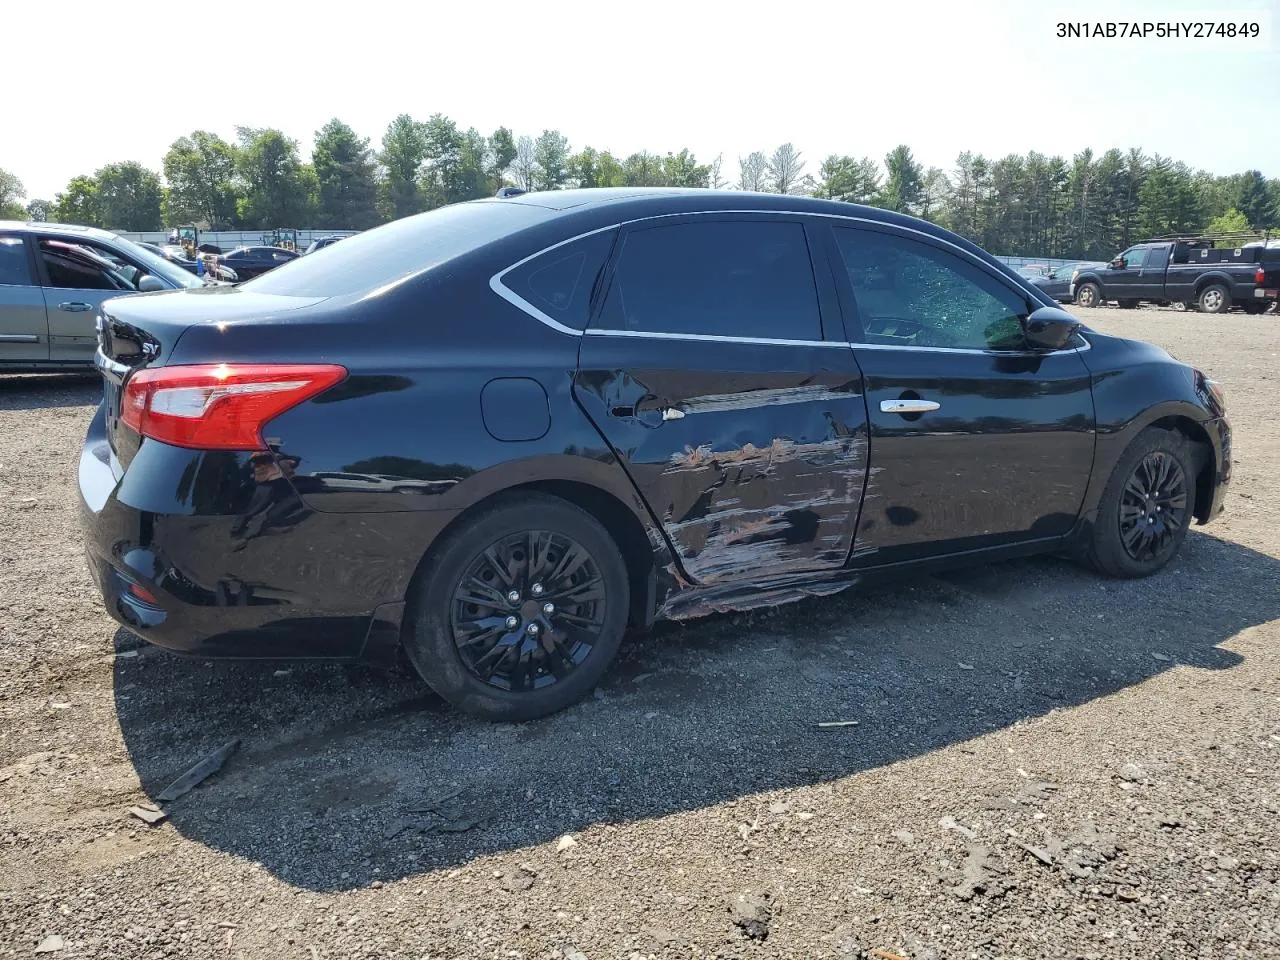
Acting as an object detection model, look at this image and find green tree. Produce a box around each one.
[486,127,517,191]
[235,128,315,228]
[662,149,710,188]
[312,119,378,229]
[26,199,51,222]
[94,162,164,231]
[918,167,952,222]
[162,131,240,228]
[51,175,101,226]
[420,114,465,207]
[815,155,879,203]
[378,114,428,220]
[622,151,664,186]
[533,130,571,191]
[1205,207,1252,243]
[1233,170,1276,228]
[880,145,923,214]
[1135,157,1202,240]
[0,168,25,219]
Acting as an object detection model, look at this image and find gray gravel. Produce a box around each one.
[1,306,1278,959]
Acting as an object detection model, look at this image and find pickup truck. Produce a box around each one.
[1071,239,1280,314]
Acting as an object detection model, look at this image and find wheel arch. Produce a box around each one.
[1144,414,1216,523]
[1193,273,1233,295]
[401,460,675,642]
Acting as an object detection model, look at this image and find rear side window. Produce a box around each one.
[0,236,31,285]
[595,219,823,340]
[499,229,616,331]
[244,200,549,299]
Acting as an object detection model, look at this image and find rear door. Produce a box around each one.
[0,232,49,362]
[572,214,869,586]
[823,222,1096,564]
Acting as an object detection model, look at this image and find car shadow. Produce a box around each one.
[112,530,1272,892]
[0,373,99,410]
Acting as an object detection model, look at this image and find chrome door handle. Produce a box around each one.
[881,399,940,414]
[58,301,94,312]
[661,406,686,421]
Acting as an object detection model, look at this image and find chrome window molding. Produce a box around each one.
[489,208,1084,356]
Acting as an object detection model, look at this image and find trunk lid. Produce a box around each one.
[97,287,327,468]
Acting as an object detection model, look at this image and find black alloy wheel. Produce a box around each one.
[450,530,606,692]
[1118,451,1188,563]
[1078,427,1198,578]
[404,492,629,721]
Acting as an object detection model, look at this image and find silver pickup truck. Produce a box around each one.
[0,221,205,369]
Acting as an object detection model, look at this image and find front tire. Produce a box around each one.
[404,493,630,721]
[1198,283,1231,314]
[1080,428,1197,578]
[1241,302,1269,315]
[1117,299,1139,310]
[1076,282,1102,308]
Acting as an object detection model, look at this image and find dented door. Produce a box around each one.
[572,215,869,586]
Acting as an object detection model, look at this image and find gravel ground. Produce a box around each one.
[1,305,1278,959]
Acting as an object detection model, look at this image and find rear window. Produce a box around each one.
[242,201,548,299]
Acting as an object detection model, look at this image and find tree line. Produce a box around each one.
[3,114,1277,261]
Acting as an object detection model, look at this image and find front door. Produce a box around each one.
[0,233,49,362]
[824,223,1096,565]
[1104,246,1150,300]
[573,215,869,586]
[35,237,133,362]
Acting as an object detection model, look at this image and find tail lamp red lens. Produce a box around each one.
[121,363,347,450]
[1256,268,1266,285]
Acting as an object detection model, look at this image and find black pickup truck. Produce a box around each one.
[1071,236,1280,314]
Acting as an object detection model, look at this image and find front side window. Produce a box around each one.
[0,236,31,286]
[832,227,1029,351]
[1118,247,1148,269]
[595,219,823,340]
[38,240,127,291]
[500,229,616,331]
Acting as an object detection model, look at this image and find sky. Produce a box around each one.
[4,0,1278,201]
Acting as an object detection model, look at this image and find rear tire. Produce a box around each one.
[1197,283,1231,314]
[1241,302,1269,315]
[404,493,629,722]
[1117,299,1139,310]
[1079,428,1197,579]
[1076,282,1101,308]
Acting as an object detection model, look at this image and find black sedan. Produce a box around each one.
[217,245,300,281]
[1027,262,1107,303]
[80,189,1231,722]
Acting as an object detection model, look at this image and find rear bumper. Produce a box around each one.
[78,408,449,660]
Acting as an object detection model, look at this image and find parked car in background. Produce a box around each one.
[0,221,203,369]
[1072,239,1280,313]
[1024,262,1106,303]
[1015,264,1052,280]
[81,188,1230,722]
[304,236,347,254]
[217,245,300,281]
[137,242,238,282]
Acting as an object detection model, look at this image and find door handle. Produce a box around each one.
[881,399,940,414]
[58,301,94,312]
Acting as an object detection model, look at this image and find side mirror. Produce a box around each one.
[137,274,166,293]
[1110,257,1125,269]
[1022,305,1081,351]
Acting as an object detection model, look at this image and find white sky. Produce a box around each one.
[5,0,1278,200]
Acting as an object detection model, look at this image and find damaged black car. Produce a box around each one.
[80,188,1230,721]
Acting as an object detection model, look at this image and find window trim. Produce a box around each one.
[489,209,1087,356]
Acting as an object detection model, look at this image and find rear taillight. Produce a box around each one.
[1256,268,1266,284]
[121,363,347,450]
